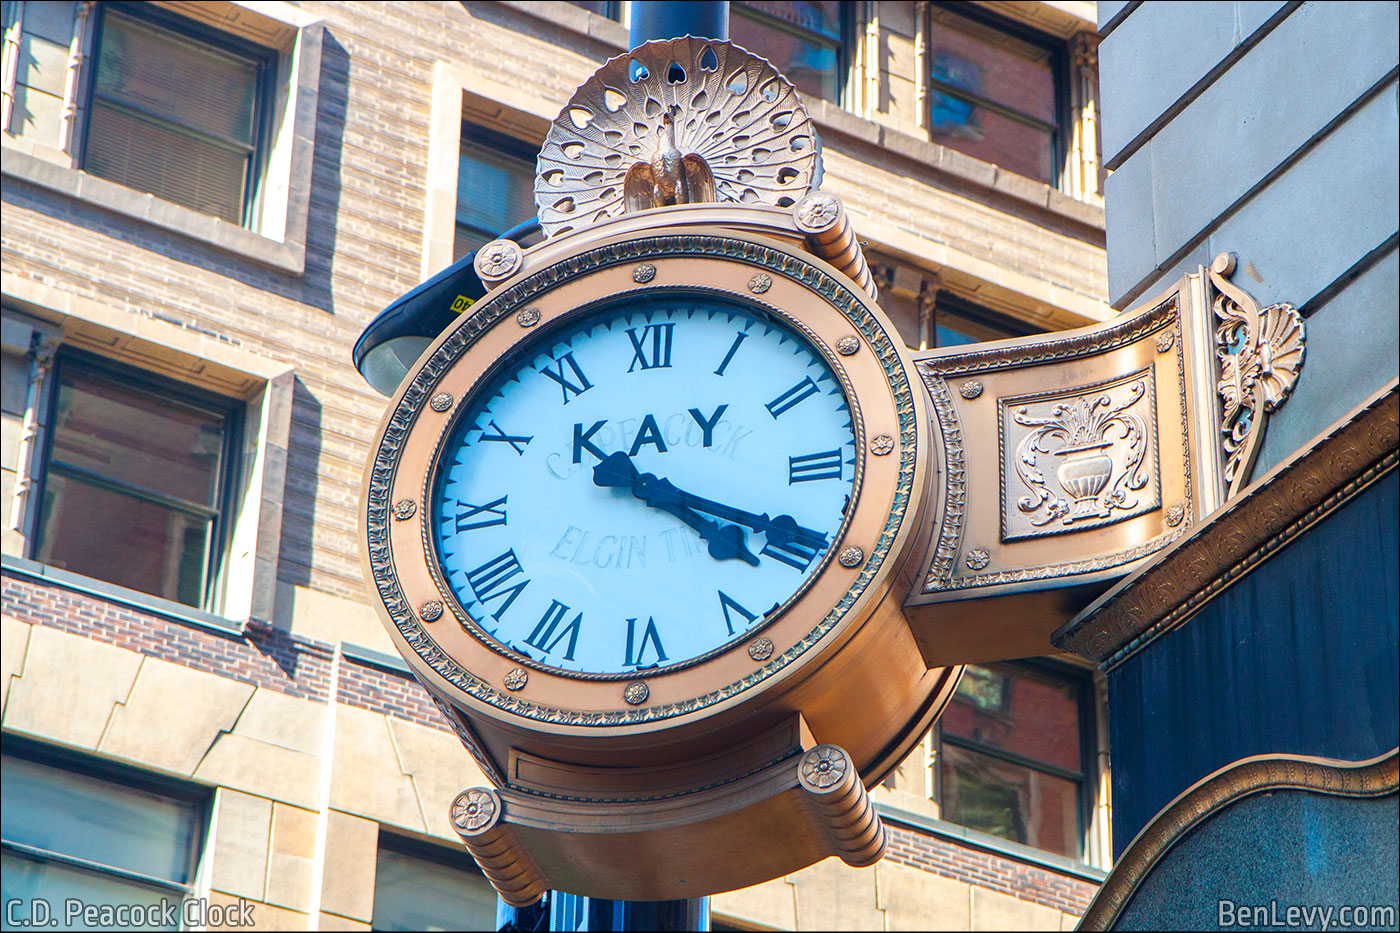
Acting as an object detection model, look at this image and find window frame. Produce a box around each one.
[933,657,1097,861]
[925,1,1071,187]
[31,348,245,613]
[0,735,212,906]
[79,1,279,228]
[730,1,855,104]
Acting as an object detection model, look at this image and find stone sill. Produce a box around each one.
[342,641,413,675]
[1,147,306,275]
[1,553,247,638]
[875,800,1111,883]
[499,0,1104,233]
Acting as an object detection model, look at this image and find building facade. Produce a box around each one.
[1055,2,1398,927]
[2,2,1113,929]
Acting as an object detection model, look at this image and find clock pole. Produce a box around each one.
[497,8,730,929]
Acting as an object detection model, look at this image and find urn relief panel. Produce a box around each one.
[1000,368,1162,541]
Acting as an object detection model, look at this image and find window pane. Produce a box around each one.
[36,472,212,606]
[731,10,839,101]
[565,0,618,18]
[1,756,198,884]
[456,138,535,260]
[940,744,1081,858]
[929,7,1056,125]
[739,1,843,40]
[1,853,180,931]
[49,366,227,507]
[372,846,497,932]
[929,91,1053,183]
[86,102,249,223]
[95,11,257,145]
[942,664,1083,772]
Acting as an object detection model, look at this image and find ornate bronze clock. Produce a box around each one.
[362,40,959,902]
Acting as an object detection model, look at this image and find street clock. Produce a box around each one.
[361,37,958,903]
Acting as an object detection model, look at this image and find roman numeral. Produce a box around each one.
[714,331,748,376]
[765,376,820,418]
[626,323,674,371]
[524,599,583,661]
[453,496,507,532]
[480,420,532,455]
[464,550,529,619]
[624,616,669,668]
[717,591,758,637]
[761,537,822,572]
[788,450,843,484]
[540,352,593,403]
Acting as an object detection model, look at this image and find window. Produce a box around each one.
[456,124,537,261]
[934,661,1092,859]
[82,3,273,225]
[930,292,1041,349]
[565,0,621,19]
[730,1,848,102]
[926,4,1064,185]
[0,747,207,931]
[372,834,498,932]
[32,353,240,610]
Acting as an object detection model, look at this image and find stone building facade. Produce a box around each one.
[1,2,1111,929]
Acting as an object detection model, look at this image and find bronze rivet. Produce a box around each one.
[837,546,864,568]
[960,380,983,400]
[392,498,417,520]
[748,637,774,661]
[1165,503,1186,527]
[836,335,859,356]
[475,239,522,281]
[419,600,443,622]
[517,307,541,327]
[429,393,454,412]
[623,681,649,705]
[747,272,772,293]
[870,435,895,456]
[965,548,990,571]
[503,668,528,690]
[1156,330,1174,353]
[633,263,657,283]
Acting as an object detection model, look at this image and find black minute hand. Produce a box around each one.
[593,452,759,566]
[594,452,829,552]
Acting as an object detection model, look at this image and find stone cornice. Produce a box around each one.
[1053,380,1399,668]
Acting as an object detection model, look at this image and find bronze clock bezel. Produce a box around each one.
[362,223,927,735]
[420,285,868,682]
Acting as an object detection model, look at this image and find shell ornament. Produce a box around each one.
[535,37,824,239]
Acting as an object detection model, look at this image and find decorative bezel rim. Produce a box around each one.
[362,230,921,728]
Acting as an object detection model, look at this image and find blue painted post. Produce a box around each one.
[495,3,727,931]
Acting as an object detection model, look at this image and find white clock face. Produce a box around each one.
[430,294,857,676]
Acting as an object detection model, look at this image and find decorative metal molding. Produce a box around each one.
[918,294,1189,592]
[792,193,876,300]
[1002,369,1160,540]
[365,233,918,727]
[535,38,822,238]
[1055,382,1398,668]
[1209,253,1305,499]
[797,745,887,868]
[451,787,550,908]
[1078,749,1399,931]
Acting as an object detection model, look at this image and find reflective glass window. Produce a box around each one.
[936,662,1090,859]
[731,1,846,102]
[1,752,204,932]
[928,4,1062,183]
[371,838,498,931]
[456,127,538,260]
[34,356,237,609]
